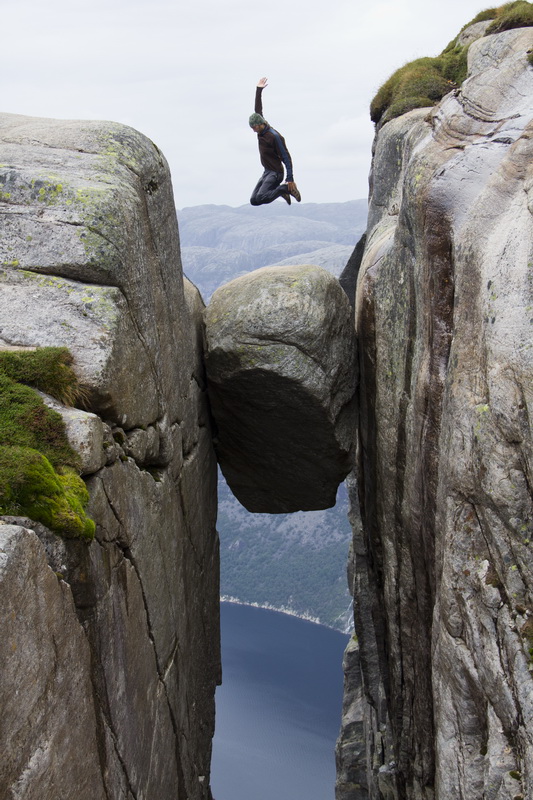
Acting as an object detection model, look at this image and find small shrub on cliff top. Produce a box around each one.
[486,1,533,32]
[371,1,533,126]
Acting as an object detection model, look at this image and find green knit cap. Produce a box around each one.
[249,113,266,127]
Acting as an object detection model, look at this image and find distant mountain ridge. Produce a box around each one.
[178,199,367,300]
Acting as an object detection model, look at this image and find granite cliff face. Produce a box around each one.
[0,115,219,799]
[338,23,533,800]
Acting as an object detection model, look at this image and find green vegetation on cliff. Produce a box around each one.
[484,0,533,32]
[0,346,83,406]
[0,348,95,539]
[371,2,533,126]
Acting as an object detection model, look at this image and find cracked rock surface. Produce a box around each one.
[0,113,193,429]
[341,25,533,800]
[0,115,220,800]
[204,264,357,513]
[0,524,106,800]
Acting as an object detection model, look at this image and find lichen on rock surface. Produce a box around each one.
[0,112,196,429]
[204,264,357,513]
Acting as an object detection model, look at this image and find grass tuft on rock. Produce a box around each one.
[0,373,80,470]
[461,8,499,26]
[486,1,533,32]
[371,2,533,126]
[0,346,83,406]
[370,52,467,125]
[0,348,95,540]
[370,56,462,125]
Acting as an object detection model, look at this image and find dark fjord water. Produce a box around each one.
[211,602,349,800]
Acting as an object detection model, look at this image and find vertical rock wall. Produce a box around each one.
[343,26,533,800]
[0,115,219,799]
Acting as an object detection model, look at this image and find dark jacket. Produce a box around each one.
[254,87,294,182]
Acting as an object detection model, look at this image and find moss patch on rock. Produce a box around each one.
[371,2,533,126]
[0,446,95,539]
[0,346,83,406]
[0,373,80,469]
[0,348,95,540]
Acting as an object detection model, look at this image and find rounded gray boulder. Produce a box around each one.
[204,264,357,513]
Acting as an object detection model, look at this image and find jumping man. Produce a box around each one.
[249,77,301,206]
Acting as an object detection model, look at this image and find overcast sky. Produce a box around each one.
[3,0,489,208]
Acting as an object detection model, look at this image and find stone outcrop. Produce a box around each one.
[0,524,106,799]
[340,24,533,800]
[204,264,357,513]
[0,114,219,799]
[335,634,367,800]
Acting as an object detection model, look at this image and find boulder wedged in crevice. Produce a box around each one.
[204,264,357,513]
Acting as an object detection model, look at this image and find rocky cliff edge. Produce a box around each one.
[0,115,220,800]
[338,23,533,800]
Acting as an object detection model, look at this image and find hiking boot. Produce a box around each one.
[280,190,291,205]
[287,183,301,202]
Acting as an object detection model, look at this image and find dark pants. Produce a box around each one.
[250,169,285,206]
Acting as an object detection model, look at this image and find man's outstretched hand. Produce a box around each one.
[257,77,268,88]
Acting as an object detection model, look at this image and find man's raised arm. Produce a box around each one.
[255,76,268,116]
